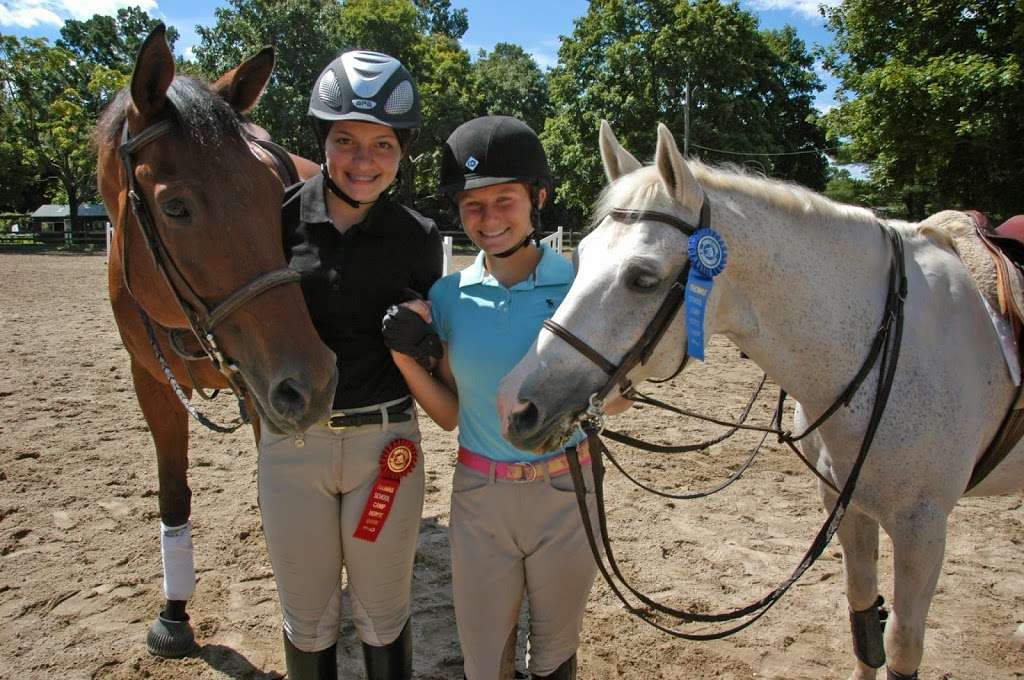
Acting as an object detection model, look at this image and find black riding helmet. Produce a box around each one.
[439,116,553,258]
[308,50,421,152]
[438,115,553,199]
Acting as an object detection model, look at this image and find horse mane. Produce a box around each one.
[94,76,243,151]
[591,158,880,231]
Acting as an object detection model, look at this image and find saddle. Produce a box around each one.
[973,213,1024,343]
[938,210,1024,490]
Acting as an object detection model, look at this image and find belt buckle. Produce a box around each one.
[510,461,538,482]
[327,413,351,431]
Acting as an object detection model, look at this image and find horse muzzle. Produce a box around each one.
[250,362,338,435]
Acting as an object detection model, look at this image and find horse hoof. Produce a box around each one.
[146,614,196,658]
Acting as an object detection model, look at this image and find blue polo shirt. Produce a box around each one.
[429,244,581,462]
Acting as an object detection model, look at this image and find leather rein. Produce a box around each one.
[543,204,908,639]
[118,118,301,431]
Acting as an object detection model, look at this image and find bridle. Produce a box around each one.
[542,200,711,412]
[118,117,301,428]
[541,199,909,639]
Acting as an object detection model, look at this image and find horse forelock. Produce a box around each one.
[95,76,243,152]
[591,157,878,231]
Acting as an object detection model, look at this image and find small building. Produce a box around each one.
[29,203,109,234]
[25,204,110,248]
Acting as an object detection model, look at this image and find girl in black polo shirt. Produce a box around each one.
[257,50,442,680]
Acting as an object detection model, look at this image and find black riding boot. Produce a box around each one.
[362,618,412,679]
[283,633,337,680]
[531,654,577,680]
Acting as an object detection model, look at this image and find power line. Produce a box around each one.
[689,142,843,157]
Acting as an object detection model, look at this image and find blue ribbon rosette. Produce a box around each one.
[684,228,728,361]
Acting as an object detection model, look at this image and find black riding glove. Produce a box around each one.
[382,304,443,369]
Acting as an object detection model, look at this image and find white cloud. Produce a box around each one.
[746,0,841,20]
[0,0,158,28]
[527,38,561,71]
[0,4,61,28]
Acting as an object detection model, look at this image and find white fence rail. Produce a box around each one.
[539,226,563,253]
[441,235,454,276]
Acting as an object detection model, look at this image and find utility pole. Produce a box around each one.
[683,81,690,157]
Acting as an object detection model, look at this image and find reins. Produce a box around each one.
[548,210,907,638]
[117,117,300,431]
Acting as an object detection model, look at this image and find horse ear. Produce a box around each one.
[599,119,641,182]
[654,123,701,208]
[130,24,175,120]
[211,46,275,115]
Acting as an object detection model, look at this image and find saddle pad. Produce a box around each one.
[950,226,1022,390]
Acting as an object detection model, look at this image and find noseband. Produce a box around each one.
[118,118,301,413]
[542,200,711,413]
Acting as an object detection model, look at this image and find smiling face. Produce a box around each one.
[324,120,402,203]
[456,181,545,254]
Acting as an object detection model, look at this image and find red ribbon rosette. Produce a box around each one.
[353,438,419,542]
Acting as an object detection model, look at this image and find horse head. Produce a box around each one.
[99,25,337,434]
[499,121,706,452]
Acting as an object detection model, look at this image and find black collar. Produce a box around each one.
[297,173,400,238]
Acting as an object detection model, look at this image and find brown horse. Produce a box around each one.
[95,25,336,657]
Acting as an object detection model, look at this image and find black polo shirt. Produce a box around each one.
[282,173,443,409]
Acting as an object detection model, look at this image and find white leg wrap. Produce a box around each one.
[160,521,196,601]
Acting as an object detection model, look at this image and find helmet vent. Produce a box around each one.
[384,80,415,115]
[318,70,344,109]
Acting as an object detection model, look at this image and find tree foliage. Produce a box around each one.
[192,0,476,215]
[58,7,178,75]
[471,43,550,134]
[822,0,1024,219]
[544,0,828,225]
[0,35,128,219]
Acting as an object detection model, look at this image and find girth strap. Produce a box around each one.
[966,381,1024,491]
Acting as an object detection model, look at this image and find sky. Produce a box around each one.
[0,0,843,111]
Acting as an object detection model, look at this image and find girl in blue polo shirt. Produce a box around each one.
[383,116,629,680]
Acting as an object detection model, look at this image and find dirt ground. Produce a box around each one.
[1,252,1021,680]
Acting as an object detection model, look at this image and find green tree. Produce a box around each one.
[0,35,129,223]
[193,0,476,215]
[824,166,874,206]
[414,0,468,40]
[193,0,346,158]
[544,0,828,225]
[822,0,1024,219]
[58,6,179,75]
[471,43,550,134]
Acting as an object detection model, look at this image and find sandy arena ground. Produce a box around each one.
[0,252,1021,679]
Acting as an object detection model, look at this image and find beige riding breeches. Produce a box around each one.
[450,460,599,679]
[257,400,424,652]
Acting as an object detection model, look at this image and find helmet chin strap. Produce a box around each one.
[492,230,536,258]
[322,164,372,209]
[490,200,543,259]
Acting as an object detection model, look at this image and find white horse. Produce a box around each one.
[497,121,1024,680]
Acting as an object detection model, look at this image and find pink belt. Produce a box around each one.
[457,446,590,482]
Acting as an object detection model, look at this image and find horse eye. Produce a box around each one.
[161,199,191,221]
[630,273,660,291]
